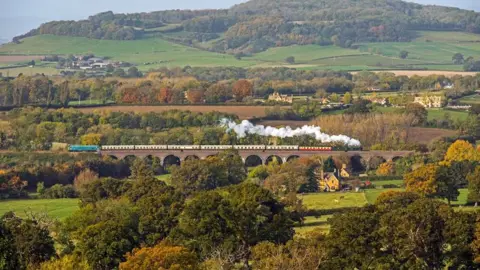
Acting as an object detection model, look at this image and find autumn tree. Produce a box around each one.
[80,133,102,145]
[342,92,352,104]
[186,89,205,104]
[120,243,198,270]
[74,169,99,193]
[404,102,427,126]
[444,140,479,164]
[232,79,253,102]
[376,161,395,176]
[404,163,439,196]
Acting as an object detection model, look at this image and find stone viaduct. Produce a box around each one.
[100,149,414,167]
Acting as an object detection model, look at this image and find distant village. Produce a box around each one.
[42,54,133,75]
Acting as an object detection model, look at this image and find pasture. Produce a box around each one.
[1,31,480,73]
[0,198,79,220]
[76,105,283,120]
[458,94,480,105]
[301,192,368,210]
[0,35,257,69]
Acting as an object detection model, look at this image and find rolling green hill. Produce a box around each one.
[2,30,479,75]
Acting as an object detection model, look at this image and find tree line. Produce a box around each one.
[1,70,479,107]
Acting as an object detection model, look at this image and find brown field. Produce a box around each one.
[257,120,311,127]
[0,55,44,63]
[76,105,289,119]
[407,127,457,144]
[353,70,479,77]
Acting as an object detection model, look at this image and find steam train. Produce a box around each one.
[68,144,362,152]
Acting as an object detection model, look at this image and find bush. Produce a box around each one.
[41,184,77,199]
[382,184,400,189]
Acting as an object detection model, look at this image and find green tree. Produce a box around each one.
[64,199,140,270]
[129,159,154,180]
[342,92,352,104]
[323,156,336,172]
[453,53,465,64]
[1,212,55,269]
[399,50,409,59]
[285,56,295,64]
[0,216,20,270]
[467,166,480,205]
[126,177,184,245]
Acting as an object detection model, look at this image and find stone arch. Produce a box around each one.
[107,155,118,160]
[163,155,181,169]
[391,156,402,162]
[350,154,367,173]
[185,155,200,161]
[124,155,138,165]
[266,155,283,165]
[143,155,154,165]
[286,155,300,162]
[245,155,263,167]
[367,156,387,171]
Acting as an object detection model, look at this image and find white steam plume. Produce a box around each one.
[221,119,361,147]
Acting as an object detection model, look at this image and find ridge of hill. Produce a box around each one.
[11,0,480,55]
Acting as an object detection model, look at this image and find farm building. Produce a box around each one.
[414,95,444,108]
[268,92,293,103]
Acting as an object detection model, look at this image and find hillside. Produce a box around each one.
[12,0,480,55]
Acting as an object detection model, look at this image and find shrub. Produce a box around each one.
[41,184,77,199]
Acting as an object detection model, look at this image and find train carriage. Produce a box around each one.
[167,145,201,150]
[135,145,168,150]
[299,146,332,151]
[201,145,234,150]
[233,145,266,150]
[266,145,299,151]
[101,145,135,150]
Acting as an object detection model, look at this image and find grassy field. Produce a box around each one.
[0,35,257,70]
[458,94,480,105]
[156,174,172,185]
[295,215,332,235]
[301,192,368,210]
[427,109,470,121]
[1,31,480,73]
[0,198,79,220]
[357,41,480,64]
[413,31,480,43]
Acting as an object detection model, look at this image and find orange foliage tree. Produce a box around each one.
[404,164,439,196]
[232,79,253,102]
[186,89,205,104]
[120,243,198,270]
[157,87,173,104]
[376,161,395,176]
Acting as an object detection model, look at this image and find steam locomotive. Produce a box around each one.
[68,144,362,152]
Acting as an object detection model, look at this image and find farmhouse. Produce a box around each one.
[268,92,293,103]
[414,95,444,108]
[365,97,388,106]
[318,172,341,192]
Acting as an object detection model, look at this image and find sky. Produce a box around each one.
[1,0,478,42]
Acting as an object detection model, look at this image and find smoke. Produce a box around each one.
[221,119,361,147]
